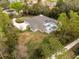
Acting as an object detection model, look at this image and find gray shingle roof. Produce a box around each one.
[25,15,57,32]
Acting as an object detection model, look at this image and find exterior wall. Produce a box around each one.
[30,28,38,32]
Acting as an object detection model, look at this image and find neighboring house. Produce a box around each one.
[8,0,21,3]
[3,9,18,16]
[13,15,58,33]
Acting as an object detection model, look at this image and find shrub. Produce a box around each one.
[16,18,24,23]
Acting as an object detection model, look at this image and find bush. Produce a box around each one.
[16,18,24,23]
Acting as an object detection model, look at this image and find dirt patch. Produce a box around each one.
[18,32,47,45]
[16,32,47,59]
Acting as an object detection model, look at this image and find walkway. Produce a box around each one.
[65,39,79,50]
[49,39,79,59]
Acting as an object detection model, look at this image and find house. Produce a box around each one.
[13,15,58,33]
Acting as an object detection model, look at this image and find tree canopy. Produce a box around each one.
[27,36,63,59]
[9,2,24,12]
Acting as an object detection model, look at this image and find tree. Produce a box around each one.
[0,7,19,59]
[22,0,50,16]
[9,2,24,12]
[64,0,79,11]
[41,36,63,58]
[56,0,79,13]
[4,23,19,59]
[27,36,63,59]
[0,7,10,31]
[0,7,10,59]
[57,12,75,44]
[49,0,70,18]
[57,11,79,44]
[58,13,69,32]
[69,11,79,38]
[28,3,42,15]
